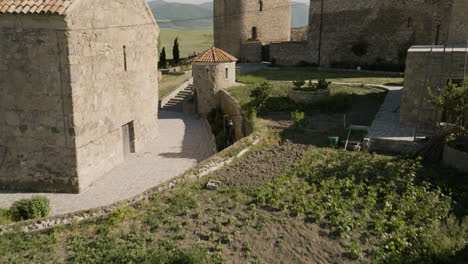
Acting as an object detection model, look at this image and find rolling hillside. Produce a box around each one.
[148,0,309,30]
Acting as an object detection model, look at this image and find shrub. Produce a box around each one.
[292,80,305,89]
[316,79,331,90]
[9,196,50,221]
[250,81,273,112]
[307,80,316,90]
[428,80,468,127]
[291,110,308,129]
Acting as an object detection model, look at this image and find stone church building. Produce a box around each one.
[0,0,159,193]
[215,0,464,69]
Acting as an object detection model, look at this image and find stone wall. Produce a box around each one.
[214,0,291,59]
[0,15,79,192]
[64,0,160,191]
[307,0,454,67]
[447,0,468,45]
[0,0,159,193]
[400,45,468,129]
[220,90,244,141]
[270,41,312,66]
[193,62,237,116]
[240,42,262,63]
[290,27,308,42]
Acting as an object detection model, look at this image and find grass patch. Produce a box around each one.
[0,209,11,225]
[227,82,387,114]
[237,67,403,85]
[160,29,213,59]
[159,71,191,99]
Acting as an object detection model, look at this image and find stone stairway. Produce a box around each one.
[161,84,194,112]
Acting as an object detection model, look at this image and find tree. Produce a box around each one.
[428,80,468,127]
[159,47,167,69]
[172,37,180,66]
[250,81,273,112]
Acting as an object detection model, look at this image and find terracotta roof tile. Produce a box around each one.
[0,0,73,15]
[193,47,238,63]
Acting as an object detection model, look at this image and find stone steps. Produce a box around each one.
[161,85,194,112]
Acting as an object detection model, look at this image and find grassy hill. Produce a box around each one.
[160,29,213,59]
[149,0,309,30]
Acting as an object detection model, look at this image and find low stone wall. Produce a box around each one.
[288,88,330,104]
[318,67,403,77]
[219,90,249,141]
[368,138,422,155]
[270,42,312,66]
[443,145,468,173]
[0,133,261,235]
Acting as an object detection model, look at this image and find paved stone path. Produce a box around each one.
[367,86,417,140]
[0,111,215,216]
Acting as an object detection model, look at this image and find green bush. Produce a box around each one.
[291,111,308,129]
[9,196,50,221]
[250,81,273,112]
[292,80,305,89]
[316,79,331,90]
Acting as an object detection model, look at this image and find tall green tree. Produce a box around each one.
[172,37,180,66]
[159,47,167,69]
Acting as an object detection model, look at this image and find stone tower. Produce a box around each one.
[214,0,291,60]
[192,47,238,116]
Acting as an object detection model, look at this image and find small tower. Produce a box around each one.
[192,47,238,116]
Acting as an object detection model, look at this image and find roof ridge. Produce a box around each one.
[193,47,238,63]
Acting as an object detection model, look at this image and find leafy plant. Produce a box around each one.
[291,111,308,129]
[9,196,50,221]
[250,81,273,112]
[316,79,331,90]
[428,80,468,127]
[292,80,305,89]
[307,80,317,91]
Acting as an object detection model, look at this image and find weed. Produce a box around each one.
[8,196,50,221]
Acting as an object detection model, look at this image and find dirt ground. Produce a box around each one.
[217,141,310,187]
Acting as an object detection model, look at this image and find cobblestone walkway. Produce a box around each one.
[0,111,215,216]
[367,86,416,140]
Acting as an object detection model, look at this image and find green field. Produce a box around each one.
[160,29,213,59]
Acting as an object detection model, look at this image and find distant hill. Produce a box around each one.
[148,0,309,30]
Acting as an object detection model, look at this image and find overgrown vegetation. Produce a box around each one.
[8,196,50,222]
[291,111,308,129]
[251,150,468,263]
[207,108,235,151]
[228,82,387,115]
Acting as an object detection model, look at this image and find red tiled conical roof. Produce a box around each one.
[193,47,238,63]
[0,0,74,15]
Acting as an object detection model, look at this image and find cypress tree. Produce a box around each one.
[172,37,180,66]
[159,47,167,69]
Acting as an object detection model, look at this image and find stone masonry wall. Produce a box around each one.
[64,0,160,190]
[0,15,79,192]
[270,41,312,66]
[240,42,262,63]
[220,90,244,141]
[400,46,468,129]
[290,27,308,42]
[194,62,236,116]
[447,0,468,45]
[214,0,291,60]
[308,0,454,67]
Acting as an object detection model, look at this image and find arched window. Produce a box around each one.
[252,27,257,40]
[225,67,229,79]
[205,67,210,78]
[259,0,263,11]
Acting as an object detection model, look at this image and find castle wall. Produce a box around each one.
[214,0,291,60]
[447,0,468,45]
[308,0,454,67]
[240,42,262,63]
[400,46,468,129]
[0,15,79,192]
[65,0,160,190]
[270,41,311,66]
